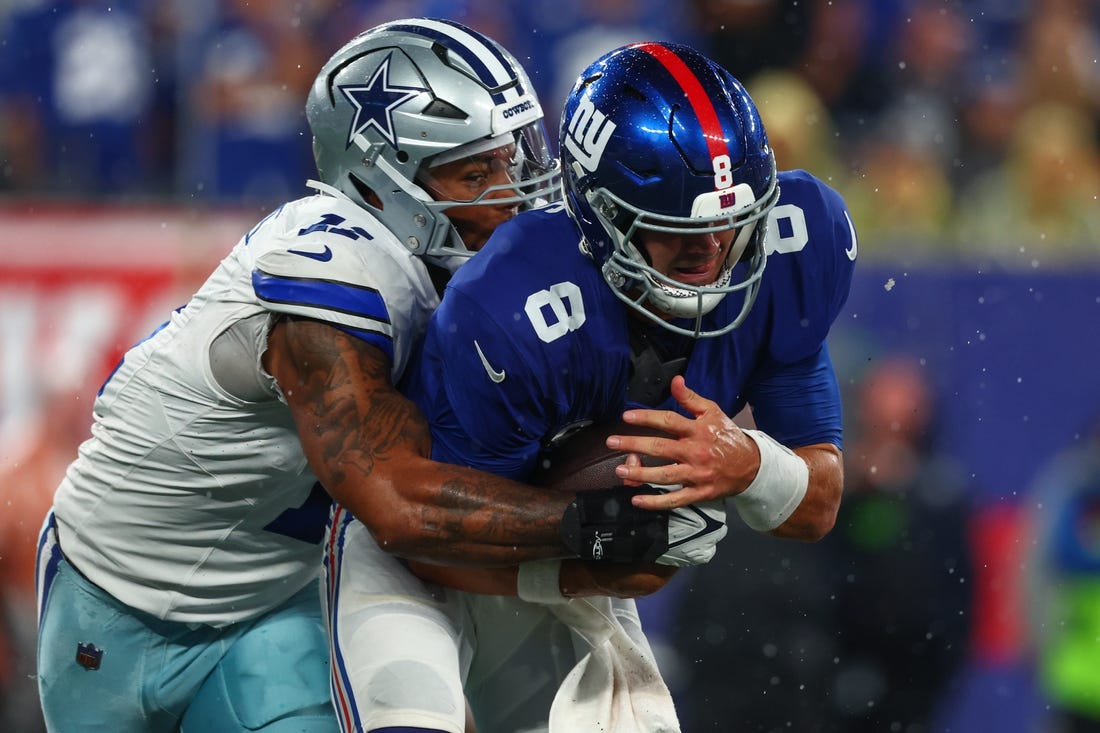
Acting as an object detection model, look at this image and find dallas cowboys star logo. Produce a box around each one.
[339,53,426,150]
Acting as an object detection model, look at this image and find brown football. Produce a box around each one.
[531,421,673,492]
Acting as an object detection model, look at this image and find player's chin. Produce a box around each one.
[458,224,501,251]
[477,209,518,235]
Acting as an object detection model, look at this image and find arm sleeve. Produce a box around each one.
[746,343,843,450]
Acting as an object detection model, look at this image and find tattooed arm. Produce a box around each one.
[264,316,574,566]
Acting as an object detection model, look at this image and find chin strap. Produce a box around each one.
[305,179,355,202]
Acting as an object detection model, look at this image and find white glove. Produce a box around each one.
[651,484,727,567]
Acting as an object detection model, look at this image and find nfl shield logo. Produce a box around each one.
[75,642,103,671]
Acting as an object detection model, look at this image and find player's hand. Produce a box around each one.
[654,485,727,566]
[559,560,677,599]
[608,375,760,510]
[561,484,726,566]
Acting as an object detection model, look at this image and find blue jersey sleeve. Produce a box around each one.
[747,343,843,449]
[762,170,856,365]
[741,171,855,449]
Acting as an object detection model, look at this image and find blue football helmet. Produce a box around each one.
[560,42,779,338]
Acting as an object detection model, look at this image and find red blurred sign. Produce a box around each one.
[0,203,255,451]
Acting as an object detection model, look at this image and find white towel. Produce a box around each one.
[547,597,681,733]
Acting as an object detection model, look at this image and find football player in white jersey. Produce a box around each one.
[35,20,708,733]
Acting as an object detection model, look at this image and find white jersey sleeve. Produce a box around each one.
[247,196,439,380]
[51,189,440,626]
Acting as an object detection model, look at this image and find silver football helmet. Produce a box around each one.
[306,18,559,263]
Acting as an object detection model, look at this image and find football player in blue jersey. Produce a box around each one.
[34,22,710,733]
[326,42,857,733]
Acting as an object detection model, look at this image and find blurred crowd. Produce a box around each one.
[667,356,975,732]
[0,0,1098,261]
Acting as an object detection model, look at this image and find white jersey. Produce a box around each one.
[52,187,441,627]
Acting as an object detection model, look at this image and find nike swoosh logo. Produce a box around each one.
[667,504,726,549]
[288,245,333,262]
[474,340,505,383]
[844,212,858,261]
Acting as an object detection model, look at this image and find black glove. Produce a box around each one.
[560,485,669,563]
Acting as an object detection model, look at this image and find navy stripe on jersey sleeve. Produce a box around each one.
[252,270,391,323]
[252,270,395,357]
[334,325,394,361]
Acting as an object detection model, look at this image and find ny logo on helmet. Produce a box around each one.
[339,53,426,150]
[564,97,616,172]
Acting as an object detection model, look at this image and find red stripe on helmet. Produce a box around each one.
[633,42,728,164]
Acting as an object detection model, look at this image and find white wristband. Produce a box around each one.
[517,559,566,604]
[733,430,809,531]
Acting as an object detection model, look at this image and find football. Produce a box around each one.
[532,421,672,492]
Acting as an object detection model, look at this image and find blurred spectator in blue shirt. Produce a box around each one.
[0,0,173,196]
[510,0,702,137]
[179,0,321,203]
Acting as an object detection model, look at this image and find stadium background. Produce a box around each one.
[1,0,1097,730]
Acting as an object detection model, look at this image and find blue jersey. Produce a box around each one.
[407,170,856,479]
